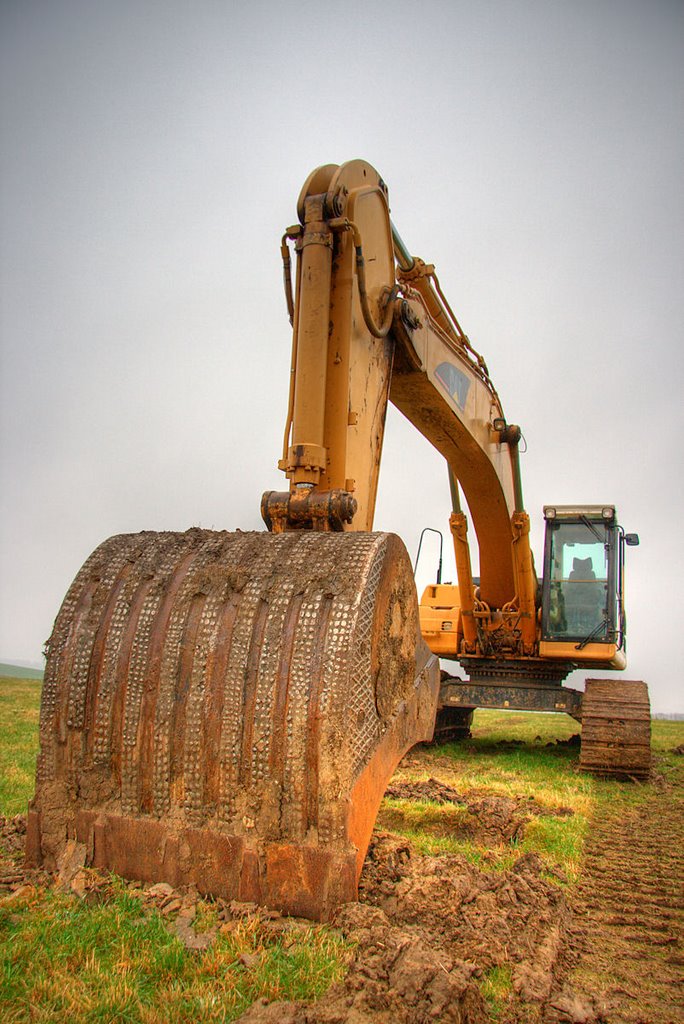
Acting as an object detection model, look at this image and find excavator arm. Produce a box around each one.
[264,159,536,648]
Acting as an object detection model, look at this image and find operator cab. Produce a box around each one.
[539,505,638,669]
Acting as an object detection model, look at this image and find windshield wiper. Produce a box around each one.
[580,514,603,543]
[575,618,607,651]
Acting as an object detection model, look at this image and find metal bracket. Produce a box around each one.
[261,489,357,533]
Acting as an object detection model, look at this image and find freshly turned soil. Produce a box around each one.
[4,759,682,1023]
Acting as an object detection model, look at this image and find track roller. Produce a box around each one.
[27,529,439,920]
[579,678,651,779]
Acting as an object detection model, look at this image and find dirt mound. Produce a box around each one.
[0,814,51,900]
[464,794,529,843]
[237,834,571,1023]
[0,814,25,860]
[380,784,571,846]
[361,835,569,999]
[546,735,581,748]
[384,776,465,804]
[0,814,28,888]
[239,900,489,1024]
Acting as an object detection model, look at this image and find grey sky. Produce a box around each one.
[1,0,682,712]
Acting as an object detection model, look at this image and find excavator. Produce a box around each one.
[27,160,650,921]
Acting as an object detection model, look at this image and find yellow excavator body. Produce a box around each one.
[28,160,649,919]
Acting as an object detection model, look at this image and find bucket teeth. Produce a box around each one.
[28,529,439,919]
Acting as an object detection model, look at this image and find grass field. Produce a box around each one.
[0,679,40,816]
[381,709,682,879]
[1,676,682,1022]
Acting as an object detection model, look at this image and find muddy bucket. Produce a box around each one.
[27,529,439,919]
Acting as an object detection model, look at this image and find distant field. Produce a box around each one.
[0,663,43,680]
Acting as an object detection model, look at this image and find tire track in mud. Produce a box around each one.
[561,769,684,1024]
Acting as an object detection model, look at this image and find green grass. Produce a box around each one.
[0,879,349,1022]
[0,678,40,815]
[378,795,518,866]
[377,796,585,877]
[380,709,684,881]
[520,813,586,877]
[479,963,514,1020]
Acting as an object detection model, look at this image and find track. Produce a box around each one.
[580,679,651,778]
[566,765,684,1023]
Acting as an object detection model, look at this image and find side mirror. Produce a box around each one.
[625,533,640,547]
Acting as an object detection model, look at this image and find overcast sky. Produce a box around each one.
[1,0,682,712]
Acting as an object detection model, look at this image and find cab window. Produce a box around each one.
[545,521,611,640]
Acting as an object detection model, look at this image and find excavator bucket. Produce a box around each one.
[27,529,439,920]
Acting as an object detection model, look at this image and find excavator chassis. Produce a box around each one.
[27,529,439,920]
[440,671,651,776]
